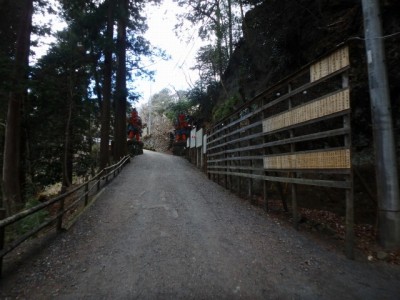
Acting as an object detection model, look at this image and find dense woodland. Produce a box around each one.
[1,0,399,223]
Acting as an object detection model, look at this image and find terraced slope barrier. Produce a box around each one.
[206,46,354,259]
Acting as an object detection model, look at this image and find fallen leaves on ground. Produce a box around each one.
[265,199,400,265]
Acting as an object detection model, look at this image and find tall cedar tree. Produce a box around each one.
[99,0,115,169]
[2,0,33,215]
[114,0,129,160]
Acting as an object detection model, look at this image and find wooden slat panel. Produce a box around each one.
[263,149,350,169]
[310,46,349,82]
[263,89,349,133]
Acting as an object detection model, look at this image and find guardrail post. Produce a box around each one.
[57,188,66,232]
[288,84,298,228]
[97,170,102,191]
[224,128,228,190]
[84,176,89,206]
[0,208,6,278]
[248,178,253,203]
[263,181,268,212]
[343,72,354,259]
[57,198,65,232]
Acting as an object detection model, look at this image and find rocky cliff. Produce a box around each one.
[218,0,400,118]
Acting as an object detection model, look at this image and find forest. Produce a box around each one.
[0,0,265,218]
[1,0,400,231]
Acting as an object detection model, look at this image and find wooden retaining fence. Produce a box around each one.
[189,45,354,259]
[0,155,131,277]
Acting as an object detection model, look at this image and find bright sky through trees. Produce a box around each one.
[32,0,203,108]
[135,0,204,107]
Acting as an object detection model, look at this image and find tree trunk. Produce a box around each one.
[227,0,233,57]
[63,93,74,188]
[2,0,33,215]
[114,0,128,161]
[99,0,115,170]
[238,0,249,40]
[215,0,224,79]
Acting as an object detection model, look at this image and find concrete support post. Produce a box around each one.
[362,0,400,248]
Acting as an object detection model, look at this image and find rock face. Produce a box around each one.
[220,0,400,108]
[216,0,400,170]
[208,0,400,226]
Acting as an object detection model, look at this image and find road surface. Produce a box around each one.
[1,150,400,299]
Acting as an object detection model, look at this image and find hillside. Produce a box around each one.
[206,0,400,243]
[217,0,400,119]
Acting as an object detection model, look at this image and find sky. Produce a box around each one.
[134,0,204,107]
[32,0,204,108]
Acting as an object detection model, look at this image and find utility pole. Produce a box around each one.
[148,85,152,135]
[361,0,400,248]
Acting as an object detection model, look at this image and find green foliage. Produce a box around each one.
[0,0,168,209]
[150,88,175,114]
[193,45,228,86]
[185,80,220,123]
[165,98,195,122]
[143,88,198,127]
[75,152,96,177]
[16,198,49,236]
[212,96,241,122]
[27,34,91,187]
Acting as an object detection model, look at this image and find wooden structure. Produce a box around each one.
[0,156,131,276]
[206,46,354,258]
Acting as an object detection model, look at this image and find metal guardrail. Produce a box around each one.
[0,155,131,277]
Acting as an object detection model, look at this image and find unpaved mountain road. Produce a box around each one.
[1,150,400,299]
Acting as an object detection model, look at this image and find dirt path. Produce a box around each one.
[1,150,400,299]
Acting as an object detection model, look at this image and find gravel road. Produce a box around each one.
[1,150,400,299]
